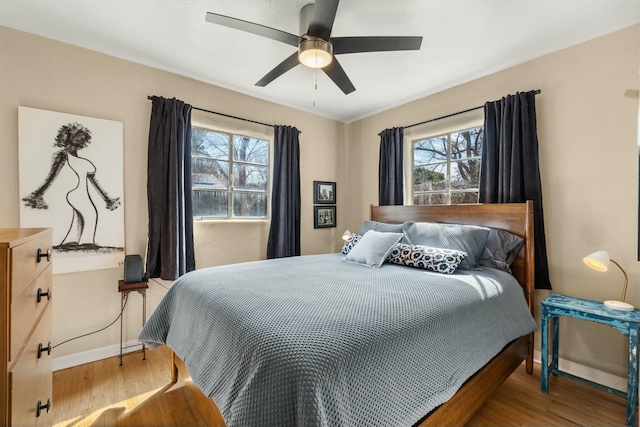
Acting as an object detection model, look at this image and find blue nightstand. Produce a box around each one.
[541,294,640,427]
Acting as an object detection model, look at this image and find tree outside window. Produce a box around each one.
[191,128,269,218]
[413,126,483,205]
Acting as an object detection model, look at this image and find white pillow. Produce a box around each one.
[343,230,404,268]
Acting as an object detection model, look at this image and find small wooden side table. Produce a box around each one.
[541,294,640,427]
[118,280,148,366]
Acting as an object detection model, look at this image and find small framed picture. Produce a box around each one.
[314,206,336,228]
[313,181,336,205]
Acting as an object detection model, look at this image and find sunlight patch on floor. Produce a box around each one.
[54,387,161,427]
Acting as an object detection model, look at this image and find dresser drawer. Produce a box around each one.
[10,302,53,427]
[10,231,52,303]
[10,266,52,363]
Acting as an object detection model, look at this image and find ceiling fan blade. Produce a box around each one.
[331,36,423,54]
[322,58,355,95]
[307,0,340,40]
[255,52,300,87]
[206,12,301,47]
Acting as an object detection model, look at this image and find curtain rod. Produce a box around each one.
[404,89,541,130]
[147,96,276,129]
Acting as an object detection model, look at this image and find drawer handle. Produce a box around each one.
[37,287,52,303]
[38,341,52,358]
[36,398,51,417]
[37,248,52,263]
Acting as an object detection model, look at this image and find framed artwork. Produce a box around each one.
[314,206,336,228]
[313,181,336,204]
[18,106,125,274]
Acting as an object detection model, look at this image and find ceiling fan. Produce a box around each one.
[205,0,423,95]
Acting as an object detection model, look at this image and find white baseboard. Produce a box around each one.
[533,349,627,392]
[53,340,144,372]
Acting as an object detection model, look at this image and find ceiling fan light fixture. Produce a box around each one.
[298,37,333,69]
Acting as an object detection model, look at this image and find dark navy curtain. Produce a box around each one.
[267,125,301,259]
[479,90,551,290]
[146,96,195,280]
[378,127,404,206]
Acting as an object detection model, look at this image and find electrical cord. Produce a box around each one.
[52,293,129,350]
[150,277,171,290]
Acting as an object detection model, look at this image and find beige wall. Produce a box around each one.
[0,25,346,358]
[346,24,640,377]
[2,22,639,378]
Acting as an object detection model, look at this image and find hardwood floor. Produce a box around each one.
[52,345,630,427]
[52,346,225,427]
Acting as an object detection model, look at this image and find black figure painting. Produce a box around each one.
[19,107,125,274]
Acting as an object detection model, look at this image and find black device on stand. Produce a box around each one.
[124,254,143,283]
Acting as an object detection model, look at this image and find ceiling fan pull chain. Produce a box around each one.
[313,68,318,107]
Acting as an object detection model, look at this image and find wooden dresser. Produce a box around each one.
[0,228,53,427]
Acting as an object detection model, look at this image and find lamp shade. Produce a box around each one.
[583,250,633,311]
[583,250,610,272]
[342,230,352,241]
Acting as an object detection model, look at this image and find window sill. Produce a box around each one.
[193,218,270,223]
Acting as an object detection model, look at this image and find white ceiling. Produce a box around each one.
[1,0,639,123]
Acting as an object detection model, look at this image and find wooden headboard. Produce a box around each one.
[370,202,534,313]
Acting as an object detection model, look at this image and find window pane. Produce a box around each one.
[193,190,228,217]
[451,191,479,205]
[233,192,267,217]
[451,159,481,189]
[414,193,447,205]
[414,164,447,193]
[411,126,483,207]
[192,158,229,189]
[192,128,229,159]
[233,136,269,164]
[450,127,483,160]
[191,128,270,219]
[414,136,447,165]
[233,164,268,191]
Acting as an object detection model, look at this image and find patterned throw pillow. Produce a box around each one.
[341,234,362,255]
[387,243,467,274]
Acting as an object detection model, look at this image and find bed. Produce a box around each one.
[140,202,536,427]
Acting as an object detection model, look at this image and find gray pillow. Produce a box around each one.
[358,220,406,236]
[402,222,490,269]
[344,230,404,268]
[478,228,524,273]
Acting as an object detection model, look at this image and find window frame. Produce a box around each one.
[407,113,484,206]
[191,126,271,221]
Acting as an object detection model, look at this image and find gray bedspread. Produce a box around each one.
[139,253,536,427]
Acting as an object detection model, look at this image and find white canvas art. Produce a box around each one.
[19,106,125,274]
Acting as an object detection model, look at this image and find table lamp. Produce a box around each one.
[583,250,633,311]
[342,230,352,241]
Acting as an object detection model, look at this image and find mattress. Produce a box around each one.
[140,253,536,427]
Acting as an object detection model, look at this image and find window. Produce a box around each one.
[191,127,269,218]
[412,126,483,205]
